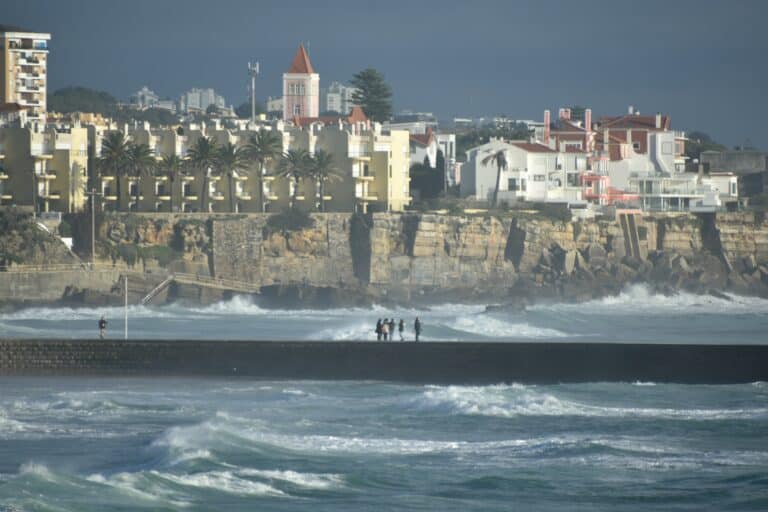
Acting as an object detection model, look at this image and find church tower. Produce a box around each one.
[283,44,319,120]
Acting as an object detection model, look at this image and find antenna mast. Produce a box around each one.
[248,61,260,123]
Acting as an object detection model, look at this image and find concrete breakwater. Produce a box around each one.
[1,339,767,384]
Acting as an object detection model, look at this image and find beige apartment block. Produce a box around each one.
[0,25,50,123]
[90,117,410,214]
[0,124,89,213]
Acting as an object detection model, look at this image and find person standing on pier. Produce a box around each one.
[398,319,405,341]
[382,319,390,341]
[375,319,383,341]
[98,316,108,340]
[389,318,396,339]
[414,317,421,342]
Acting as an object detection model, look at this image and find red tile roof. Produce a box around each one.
[510,142,557,153]
[291,106,368,128]
[409,127,435,146]
[599,114,670,131]
[287,44,315,74]
[551,119,586,132]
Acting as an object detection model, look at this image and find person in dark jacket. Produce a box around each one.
[414,317,422,342]
[98,316,108,340]
[389,318,396,339]
[398,319,405,341]
[375,319,382,341]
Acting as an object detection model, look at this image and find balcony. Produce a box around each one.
[157,195,171,201]
[236,192,252,200]
[0,173,9,180]
[210,193,225,201]
[41,191,61,199]
[36,171,56,180]
[358,194,378,201]
[0,194,12,201]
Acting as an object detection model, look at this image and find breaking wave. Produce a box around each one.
[415,384,768,420]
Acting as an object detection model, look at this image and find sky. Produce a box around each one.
[3,0,767,148]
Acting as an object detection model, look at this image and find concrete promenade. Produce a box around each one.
[1,340,767,384]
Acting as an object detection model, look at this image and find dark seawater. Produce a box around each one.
[0,378,766,511]
[1,285,767,510]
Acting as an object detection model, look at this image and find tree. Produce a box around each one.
[98,131,131,207]
[217,142,250,212]
[481,149,508,207]
[235,100,265,119]
[308,150,344,212]
[158,154,185,213]
[245,130,283,212]
[277,149,311,208]
[127,143,155,210]
[206,104,219,116]
[685,131,727,161]
[350,68,393,122]
[48,86,117,115]
[187,136,219,212]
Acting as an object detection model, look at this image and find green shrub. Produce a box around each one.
[264,208,315,236]
[58,220,73,237]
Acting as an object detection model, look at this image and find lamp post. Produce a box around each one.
[85,188,103,268]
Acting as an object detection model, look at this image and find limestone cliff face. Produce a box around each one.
[51,210,768,306]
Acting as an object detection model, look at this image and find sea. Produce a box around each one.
[0,284,766,510]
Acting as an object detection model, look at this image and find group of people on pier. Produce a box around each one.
[375,317,421,342]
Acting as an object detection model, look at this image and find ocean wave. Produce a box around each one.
[448,316,567,339]
[415,384,768,420]
[531,284,768,315]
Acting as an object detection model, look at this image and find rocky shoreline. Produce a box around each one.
[1,210,767,312]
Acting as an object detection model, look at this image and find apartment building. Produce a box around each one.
[0,123,89,212]
[0,25,50,123]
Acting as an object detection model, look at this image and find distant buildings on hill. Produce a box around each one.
[128,86,228,115]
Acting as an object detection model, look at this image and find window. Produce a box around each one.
[183,183,193,196]
[633,142,641,151]
[567,173,579,187]
[293,104,301,116]
[533,175,545,182]
[521,179,527,192]
[508,178,518,191]
[731,182,737,195]
[129,182,138,196]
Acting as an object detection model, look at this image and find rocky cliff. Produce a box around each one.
[4,210,768,307]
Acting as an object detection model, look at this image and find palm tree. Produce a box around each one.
[308,150,344,212]
[187,136,218,212]
[217,142,250,212]
[127,143,155,211]
[245,130,282,212]
[482,149,508,207]
[159,154,185,213]
[98,131,131,208]
[277,149,311,209]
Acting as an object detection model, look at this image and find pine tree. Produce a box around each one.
[350,68,393,122]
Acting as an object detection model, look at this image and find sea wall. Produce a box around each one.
[1,339,767,384]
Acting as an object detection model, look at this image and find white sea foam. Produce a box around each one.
[237,468,344,490]
[153,470,286,497]
[632,381,657,386]
[416,384,768,420]
[533,283,768,315]
[448,315,567,339]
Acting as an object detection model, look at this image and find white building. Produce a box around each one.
[461,139,583,205]
[129,86,159,109]
[324,81,358,114]
[179,88,226,113]
[266,96,283,115]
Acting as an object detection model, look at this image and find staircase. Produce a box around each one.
[619,212,642,260]
[140,272,260,305]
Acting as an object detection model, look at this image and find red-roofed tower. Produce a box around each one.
[283,44,319,121]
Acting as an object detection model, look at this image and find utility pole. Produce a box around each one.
[124,274,128,340]
[85,188,103,268]
[248,61,260,124]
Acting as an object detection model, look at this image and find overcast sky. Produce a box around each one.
[3,0,767,148]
